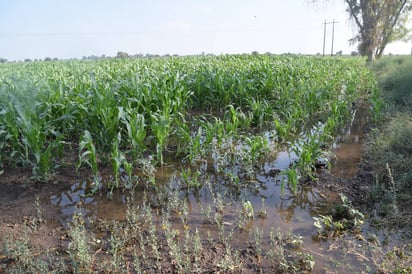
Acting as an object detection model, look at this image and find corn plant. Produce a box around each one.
[282,166,300,193]
[244,135,270,162]
[188,127,203,164]
[150,108,172,165]
[224,105,240,133]
[174,117,192,158]
[119,108,146,161]
[77,130,99,190]
[0,92,21,163]
[3,80,64,181]
[81,74,122,156]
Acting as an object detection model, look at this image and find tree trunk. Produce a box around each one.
[367,51,375,62]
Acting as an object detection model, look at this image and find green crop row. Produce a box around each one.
[0,55,377,189]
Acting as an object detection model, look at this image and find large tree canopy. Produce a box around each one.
[345,0,412,61]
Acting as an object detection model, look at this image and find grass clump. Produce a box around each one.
[367,56,412,218]
[371,56,412,108]
[366,113,412,188]
[365,113,412,218]
[67,208,93,273]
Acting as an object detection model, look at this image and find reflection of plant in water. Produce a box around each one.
[276,186,318,222]
[257,198,267,218]
[109,132,124,190]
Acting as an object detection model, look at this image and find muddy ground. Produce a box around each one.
[0,159,387,273]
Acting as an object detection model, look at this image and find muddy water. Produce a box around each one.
[331,106,367,178]
[47,107,368,272]
[49,157,353,272]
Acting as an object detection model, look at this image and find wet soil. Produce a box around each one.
[0,104,409,273]
[0,159,376,273]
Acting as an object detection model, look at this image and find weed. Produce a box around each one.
[31,195,43,230]
[201,204,214,224]
[108,223,125,269]
[217,245,241,272]
[252,228,263,262]
[67,207,93,272]
[242,200,254,219]
[2,231,32,270]
[138,157,156,185]
[313,194,364,238]
[365,113,412,206]
[372,56,412,108]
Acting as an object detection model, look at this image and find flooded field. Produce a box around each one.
[1,55,395,272]
[0,104,377,273]
[32,107,370,272]
[0,118,372,272]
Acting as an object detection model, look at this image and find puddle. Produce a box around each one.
[49,151,351,271]
[331,105,368,178]
[47,105,371,272]
[331,142,362,178]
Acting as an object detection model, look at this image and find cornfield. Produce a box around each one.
[0,54,377,190]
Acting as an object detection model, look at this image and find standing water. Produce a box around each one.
[331,104,368,178]
[49,104,369,272]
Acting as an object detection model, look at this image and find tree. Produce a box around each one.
[345,0,412,61]
[116,51,129,58]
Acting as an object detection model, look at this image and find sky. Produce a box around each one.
[1,0,411,61]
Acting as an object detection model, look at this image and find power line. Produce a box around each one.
[0,28,282,37]
[0,24,325,38]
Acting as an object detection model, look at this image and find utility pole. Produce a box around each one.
[322,19,339,57]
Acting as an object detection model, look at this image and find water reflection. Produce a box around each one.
[331,105,368,178]
[50,153,337,237]
[45,106,370,272]
[48,148,351,273]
